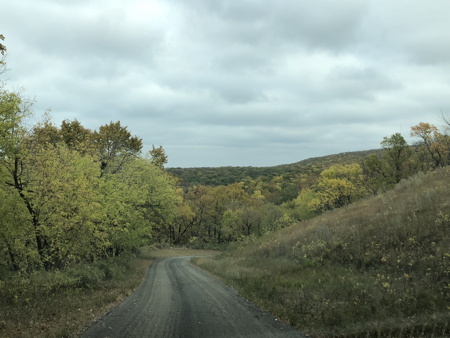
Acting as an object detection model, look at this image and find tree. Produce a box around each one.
[28,118,62,147]
[0,36,180,270]
[289,188,321,220]
[442,113,450,131]
[0,34,6,75]
[0,170,32,271]
[362,153,391,194]
[178,185,216,244]
[22,144,105,268]
[0,90,31,159]
[311,164,367,211]
[60,119,92,153]
[101,158,179,254]
[380,133,413,184]
[411,122,449,168]
[0,34,5,56]
[168,193,196,245]
[149,145,168,169]
[363,133,417,195]
[92,121,142,176]
[2,129,106,269]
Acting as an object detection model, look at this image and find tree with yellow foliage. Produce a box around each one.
[310,164,367,211]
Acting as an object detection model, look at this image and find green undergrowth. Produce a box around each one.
[194,167,450,337]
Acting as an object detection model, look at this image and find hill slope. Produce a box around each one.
[167,149,381,187]
[194,166,450,337]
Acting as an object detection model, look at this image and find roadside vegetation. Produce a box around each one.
[1,253,151,337]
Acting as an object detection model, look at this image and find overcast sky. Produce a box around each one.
[2,1,450,167]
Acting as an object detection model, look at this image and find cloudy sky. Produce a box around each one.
[2,0,450,167]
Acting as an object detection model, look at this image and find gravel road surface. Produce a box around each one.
[82,256,306,338]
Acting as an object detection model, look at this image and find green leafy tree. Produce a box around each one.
[2,128,106,270]
[0,90,30,159]
[221,209,242,241]
[60,119,92,152]
[92,121,143,176]
[289,188,321,220]
[363,133,415,194]
[239,199,264,236]
[0,171,32,271]
[22,144,105,267]
[29,118,62,147]
[102,158,179,254]
[149,145,168,169]
[380,133,413,184]
[0,40,180,270]
[362,153,390,194]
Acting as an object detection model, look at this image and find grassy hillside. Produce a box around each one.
[194,166,450,337]
[167,149,381,187]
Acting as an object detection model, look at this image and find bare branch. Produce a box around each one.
[441,112,450,130]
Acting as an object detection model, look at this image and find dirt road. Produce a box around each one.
[82,256,305,338]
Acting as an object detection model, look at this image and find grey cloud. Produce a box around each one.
[267,1,367,51]
[173,0,367,52]
[407,37,450,66]
[358,1,450,65]
[323,66,400,101]
[4,1,164,70]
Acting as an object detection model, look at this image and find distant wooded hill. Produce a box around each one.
[167,149,382,187]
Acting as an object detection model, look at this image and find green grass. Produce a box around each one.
[193,167,450,337]
[0,247,217,338]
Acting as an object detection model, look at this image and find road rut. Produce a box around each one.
[82,256,305,338]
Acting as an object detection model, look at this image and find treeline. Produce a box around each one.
[167,149,379,188]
